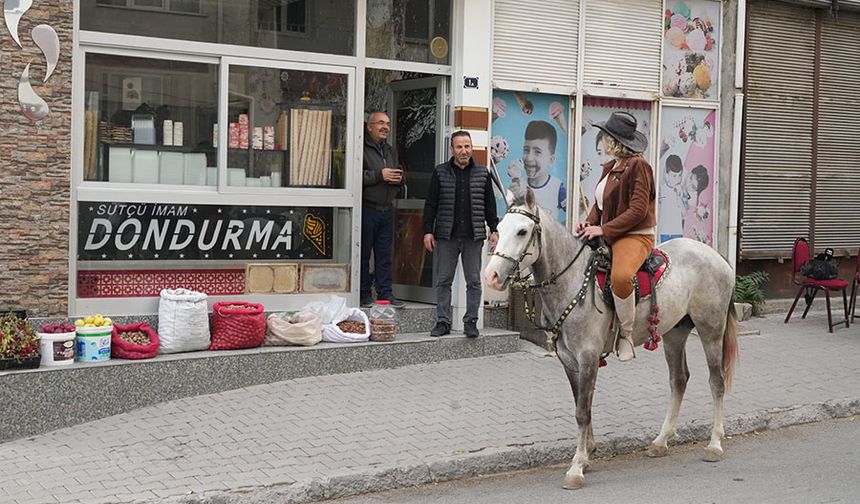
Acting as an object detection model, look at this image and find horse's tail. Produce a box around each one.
[723,302,739,393]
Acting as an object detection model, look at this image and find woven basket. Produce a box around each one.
[210,302,266,350]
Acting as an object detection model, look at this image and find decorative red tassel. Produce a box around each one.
[644,340,658,351]
[648,325,657,332]
[653,305,661,313]
[598,358,607,367]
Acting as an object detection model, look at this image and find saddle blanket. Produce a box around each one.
[596,249,668,299]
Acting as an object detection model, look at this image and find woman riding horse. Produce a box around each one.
[576,111,655,361]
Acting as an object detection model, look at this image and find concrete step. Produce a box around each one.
[0,327,519,442]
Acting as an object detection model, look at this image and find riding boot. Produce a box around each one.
[612,293,636,362]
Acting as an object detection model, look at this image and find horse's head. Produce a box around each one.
[485,187,542,290]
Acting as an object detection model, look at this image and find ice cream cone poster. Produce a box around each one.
[662,0,721,100]
[657,107,716,246]
[579,98,652,221]
[490,90,570,225]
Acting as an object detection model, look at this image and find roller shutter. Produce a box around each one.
[741,1,816,257]
[814,11,860,251]
[582,0,662,91]
[492,0,579,89]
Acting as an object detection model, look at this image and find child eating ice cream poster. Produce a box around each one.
[490,90,570,226]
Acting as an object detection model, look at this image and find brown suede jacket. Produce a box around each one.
[585,156,657,245]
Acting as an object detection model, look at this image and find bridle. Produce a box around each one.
[490,205,600,340]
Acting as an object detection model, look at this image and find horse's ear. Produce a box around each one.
[525,187,537,210]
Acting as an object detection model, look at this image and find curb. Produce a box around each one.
[161,397,860,504]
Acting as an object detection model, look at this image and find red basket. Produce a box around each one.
[111,323,160,359]
[210,302,266,350]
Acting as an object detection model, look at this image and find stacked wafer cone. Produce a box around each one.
[290,108,332,186]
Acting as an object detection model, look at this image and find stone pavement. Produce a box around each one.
[1,311,858,504]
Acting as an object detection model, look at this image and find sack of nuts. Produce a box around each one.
[210,301,266,350]
[321,307,370,343]
[112,322,160,359]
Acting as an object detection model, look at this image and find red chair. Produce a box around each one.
[784,237,849,332]
[849,251,860,323]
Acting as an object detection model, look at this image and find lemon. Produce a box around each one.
[84,315,94,324]
[104,317,112,325]
[74,319,84,327]
[85,323,95,327]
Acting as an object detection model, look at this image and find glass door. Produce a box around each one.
[389,76,447,303]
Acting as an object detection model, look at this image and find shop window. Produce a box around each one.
[95,0,203,14]
[226,65,348,189]
[83,54,219,186]
[82,0,355,56]
[258,0,307,34]
[366,0,451,64]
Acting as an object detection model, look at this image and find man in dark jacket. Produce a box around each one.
[361,111,405,308]
[423,131,499,337]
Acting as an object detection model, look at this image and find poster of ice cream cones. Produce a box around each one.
[579,97,652,221]
[490,90,570,225]
[662,0,721,100]
[657,107,716,246]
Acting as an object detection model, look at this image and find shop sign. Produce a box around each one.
[77,202,333,261]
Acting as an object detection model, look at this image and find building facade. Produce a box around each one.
[1,0,752,318]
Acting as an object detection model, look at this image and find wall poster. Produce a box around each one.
[490,90,570,226]
[658,107,717,246]
[578,97,652,221]
[662,0,721,100]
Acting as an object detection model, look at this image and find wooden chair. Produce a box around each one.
[849,251,860,324]
[784,238,849,332]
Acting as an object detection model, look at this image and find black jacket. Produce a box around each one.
[362,136,403,211]
[423,158,499,241]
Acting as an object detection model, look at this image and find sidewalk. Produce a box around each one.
[1,312,858,504]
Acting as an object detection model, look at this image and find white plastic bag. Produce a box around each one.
[321,308,370,343]
[158,288,210,353]
[266,312,322,346]
[302,295,350,325]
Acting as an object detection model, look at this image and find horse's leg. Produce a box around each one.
[647,323,693,458]
[557,349,597,458]
[698,324,728,462]
[563,352,599,490]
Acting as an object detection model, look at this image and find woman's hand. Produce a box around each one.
[578,225,604,240]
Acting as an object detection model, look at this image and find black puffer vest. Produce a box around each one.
[433,161,489,241]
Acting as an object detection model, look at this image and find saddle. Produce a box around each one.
[592,241,669,309]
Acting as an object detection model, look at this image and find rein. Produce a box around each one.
[491,206,598,339]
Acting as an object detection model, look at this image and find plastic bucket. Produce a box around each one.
[76,326,113,363]
[36,331,76,366]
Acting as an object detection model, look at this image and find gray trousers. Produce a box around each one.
[432,238,483,326]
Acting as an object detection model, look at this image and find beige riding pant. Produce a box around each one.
[610,234,654,299]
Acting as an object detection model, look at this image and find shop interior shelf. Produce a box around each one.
[103,142,214,153]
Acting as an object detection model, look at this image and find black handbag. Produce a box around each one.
[800,248,838,280]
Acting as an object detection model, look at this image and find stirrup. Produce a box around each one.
[614,327,636,362]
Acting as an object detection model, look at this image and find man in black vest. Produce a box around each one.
[361,111,405,308]
[423,131,499,337]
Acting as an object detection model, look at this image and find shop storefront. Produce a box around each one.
[739,0,860,294]
[491,0,726,247]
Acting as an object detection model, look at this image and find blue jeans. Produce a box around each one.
[361,206,394,299]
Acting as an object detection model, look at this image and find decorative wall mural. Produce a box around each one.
[18,63,49,121]
[31,24,59,81]
[4,0,33,48]
[4,1,61,121]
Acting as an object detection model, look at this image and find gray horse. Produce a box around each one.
[484,187,738,490]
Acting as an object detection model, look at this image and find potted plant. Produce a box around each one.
[0,312,40,370]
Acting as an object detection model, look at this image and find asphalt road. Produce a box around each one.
[327,418,860,504]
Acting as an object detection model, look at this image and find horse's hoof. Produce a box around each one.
[703,447,723,462]
[562,474,584,490]
[646,443,668,458]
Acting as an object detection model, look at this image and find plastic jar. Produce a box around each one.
[76,326,113,363]
[369,300,396,342]
[36,331,76,366]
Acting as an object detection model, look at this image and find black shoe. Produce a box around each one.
[360,295,374,308]
[381,296,406,308]
[430,322,450,337]
[464,322,479,338]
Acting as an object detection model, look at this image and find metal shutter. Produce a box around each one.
[815,12,860,251]
[492,0,579,88]
[741,2,816,256]
[582,0,662,91]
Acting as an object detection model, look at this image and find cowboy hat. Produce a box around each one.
[594,111,648,154]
